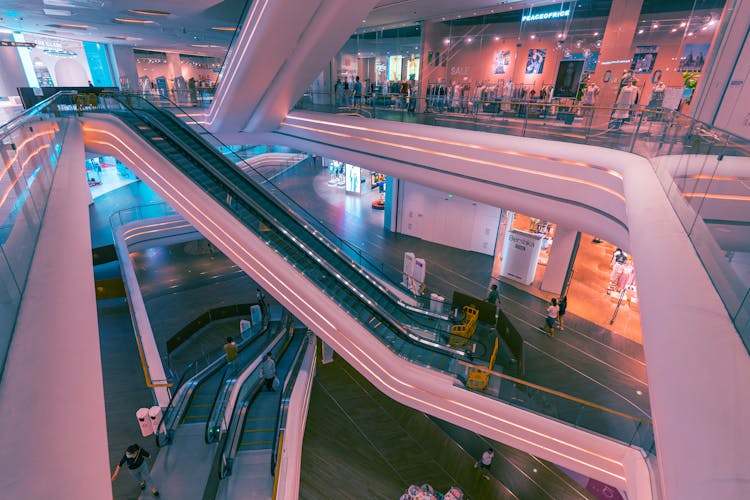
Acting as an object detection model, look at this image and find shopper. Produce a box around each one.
[224,336,238,363]
[558,295,568,331]
[260,352,277,391]
[487,284,500,318]
[111,444,159,497]
[474,448,494,478]
[256,288,266,316]
[353,76,362,108]
[544,298,559,336]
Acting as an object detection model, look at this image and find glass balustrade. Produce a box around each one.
[294,93,750,351]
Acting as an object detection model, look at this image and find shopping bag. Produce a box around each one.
[272,376,280,391]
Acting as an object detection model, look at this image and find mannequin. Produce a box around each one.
[613,83,638,119]
[648,81,666,109]
[581,82,600,105]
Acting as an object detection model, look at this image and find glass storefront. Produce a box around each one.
[323,0,725,114]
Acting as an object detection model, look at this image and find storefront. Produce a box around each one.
[333,26,422,105]
[134,49,220,103]
[86,155,137,199]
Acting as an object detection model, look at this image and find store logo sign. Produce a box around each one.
[522,9,570,22]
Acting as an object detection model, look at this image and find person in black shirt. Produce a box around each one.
[112,444,159,496]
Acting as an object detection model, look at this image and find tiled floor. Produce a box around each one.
[95,154,651,497]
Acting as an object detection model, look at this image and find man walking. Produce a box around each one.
[487,284,500,318]
[256,288,267,317]
[112,444,159,496]
[474,448,494,479]
[261,352,277,391]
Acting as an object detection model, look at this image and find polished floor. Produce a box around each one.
[94,161,649,497]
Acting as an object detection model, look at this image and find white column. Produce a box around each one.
[541,226,579,295]
[690,0,750,139]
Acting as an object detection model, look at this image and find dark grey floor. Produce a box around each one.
[95,154,651,497]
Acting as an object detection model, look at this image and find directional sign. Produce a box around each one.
[0,41,36,48]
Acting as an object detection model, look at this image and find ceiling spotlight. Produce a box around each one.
[701,25,709,30]
[671,28,677,32]
[443,38,450,45]
[114,18,155,24]
[494,36,500,41]
[530,34,536,39]
[680,22,687,27]
[361,19,366,23]
[652,23,659,29]
[557,33,563,38]
[466,37,473,43]
[127,9,170,16]
[688,32,694,36]
[708,19,716,25]
[593,32,599,36]
[47,23,90,30]
[638,29,644,34]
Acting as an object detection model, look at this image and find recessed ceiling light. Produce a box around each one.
[652,23,659,29]
[530,34,536,39]
[494,36,499,41]
[114,18,155,24]
[671,28,677,32]
[680,22,687,27]
[43,8,71,16]
[211,27,236,31]
[466,37,473,43]
[638,29,644,34]
[688,32,694,36]
[443,38,450,44]
[47,23,90,30]
[127,9,170,16]
[594,32,599,36]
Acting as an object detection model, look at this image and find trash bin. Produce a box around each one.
[136,408,153,437]
[148,406,163,435]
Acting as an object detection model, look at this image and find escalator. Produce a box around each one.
[82,95,652,492]
[213,328,309,499]
[104,94,481,379]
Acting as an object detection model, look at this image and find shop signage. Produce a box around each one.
[522,8,570,22]
[450,65,470,76]
[600,59,631,65]
[0,41,36,48]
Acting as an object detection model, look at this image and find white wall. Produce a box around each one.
[0,119,111,498]
[398,180,501,255]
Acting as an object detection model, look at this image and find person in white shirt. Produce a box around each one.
[545,298,559,336]
[474,448,494,478]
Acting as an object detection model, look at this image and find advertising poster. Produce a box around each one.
[554,60,584,97]
[525,49,546,74]
[631,45,658,73]
[388,55,403,81]
[679,43,709,72]
[493,50,511,74]
[583,52,599,72]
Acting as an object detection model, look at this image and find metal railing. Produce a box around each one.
[295,92,750,351]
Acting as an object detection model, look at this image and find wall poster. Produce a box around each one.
[631,45,658,73]
[679,43,710,72]
[554,60,584,97]
[525,49,546,74]
[494,50,511,74]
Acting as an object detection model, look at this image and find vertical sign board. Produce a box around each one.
[402,252,415,288]
[500,229,543,285]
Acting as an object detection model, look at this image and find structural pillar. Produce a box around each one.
[690,0,750,139]
[592,0,645,105]
[541,226,580,295]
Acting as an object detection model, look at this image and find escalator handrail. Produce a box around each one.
[106,94,477,359]
[158,319,270,444]
[129,91,466,317]
[204,312,288,444]
[270,331,313,475]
